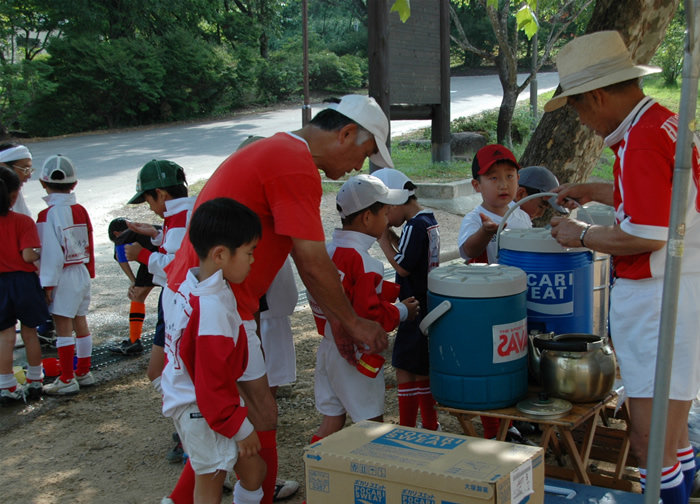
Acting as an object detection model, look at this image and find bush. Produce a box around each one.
[309,51,364,91]
[651,6,685,86]
[449,104,533,145]
[0,59,55,135]
[256,51,303,103]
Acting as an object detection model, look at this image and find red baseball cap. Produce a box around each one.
[472,144,520,178]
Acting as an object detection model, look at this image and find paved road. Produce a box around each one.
[21,72,559,231]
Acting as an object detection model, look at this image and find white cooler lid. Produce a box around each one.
[499,227,588,253]
[427,263,527,298]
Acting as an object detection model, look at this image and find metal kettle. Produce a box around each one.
[528,332,616,403]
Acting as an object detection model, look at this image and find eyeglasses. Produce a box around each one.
[11,164,34,176]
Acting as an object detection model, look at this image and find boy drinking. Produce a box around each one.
[161,197,266,504]
[308,174,419,442]
[38,155,96,396]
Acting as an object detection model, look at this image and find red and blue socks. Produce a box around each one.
[678,446,696,498]
[640,462,687,504]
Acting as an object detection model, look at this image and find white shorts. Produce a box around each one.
[50,264,91,318]
[240,319,267,382]
[260,316,296,387]
[173,402,239,474]
[314,336,385,422]
[610,276,700,400]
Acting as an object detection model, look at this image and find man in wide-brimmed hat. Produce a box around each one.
[547,31,700,503]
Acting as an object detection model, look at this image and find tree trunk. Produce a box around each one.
[520,0,680,184]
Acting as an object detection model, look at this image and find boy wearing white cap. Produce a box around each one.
[546,31,700,504]
[37,155,96,396]
[308,174,419,442]
[374,168,441,431]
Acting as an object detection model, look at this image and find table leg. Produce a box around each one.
[578,411,600,468]
[454,413,479,437]
[558,426,592,485]
[496,418,510,441]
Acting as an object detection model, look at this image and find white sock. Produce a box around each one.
[55,336,75,348]
[26,365,43,381]
[75,334,92,358]
[233,481,263,504]
[0,373,18,389]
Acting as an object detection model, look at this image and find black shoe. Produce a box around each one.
[505,426,537,446]
[512,420,538,436]
[167,441,184,463]
[108,339,144,355]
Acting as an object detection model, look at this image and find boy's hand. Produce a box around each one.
[237,431,261,458]
[126,221,159,238]
[44,287,54,304]
[401,296,420,321]
[479,213,500,234]
[125,243,143,261]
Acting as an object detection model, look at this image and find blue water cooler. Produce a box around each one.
[420,264,528,410]
[498,228,594,336]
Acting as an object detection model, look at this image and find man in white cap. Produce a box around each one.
[0,143,34,217]
[546,31,700,504]
[164,95,393,504]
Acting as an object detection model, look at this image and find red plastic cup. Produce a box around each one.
[356,353,385,378]
[42,357,61,377]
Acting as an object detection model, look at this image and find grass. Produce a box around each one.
[386,73,690,185]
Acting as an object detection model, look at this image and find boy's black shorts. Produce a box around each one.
[114,228,159,288]
[134,264,155,288]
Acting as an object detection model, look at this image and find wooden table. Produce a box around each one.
[437,392,635,491]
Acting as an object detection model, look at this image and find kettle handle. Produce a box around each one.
[419,300,452,336]
[533,337,603,352]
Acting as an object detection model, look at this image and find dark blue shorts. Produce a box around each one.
[153,290,165,347]
[0,271,51,331]
[391,318,431,376]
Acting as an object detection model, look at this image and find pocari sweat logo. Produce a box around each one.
[526,270,574,317]
[354,481,386,504]
[373,428,466,450]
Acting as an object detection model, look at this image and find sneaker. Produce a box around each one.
[166,441,184,463]
[37,330,57,347]
[160,498,175,504]
[76,371,96,387]
[108,338,144,355]
[273,478,300,501]
[504,426,537,446]
[43,377,80,396]
[25,381,43,400]
[0,386,26,405]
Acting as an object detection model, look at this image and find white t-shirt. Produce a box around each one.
[458,203,531,263]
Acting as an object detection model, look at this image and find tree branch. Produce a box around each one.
[449,4,494,61]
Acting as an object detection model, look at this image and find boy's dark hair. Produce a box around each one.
[142,168,188,201]
[520,185,541,197]
[44,181,77,192]
[108,217,129,243]
[0,166,20,216]
[189,198,262,259]
[337,200,385,227]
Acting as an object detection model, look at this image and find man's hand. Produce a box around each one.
[125,242,144,261]
[330,319,358,366]
[126,221,159,238]
[237,431,261,458]
[401,296,419,321]
[550,216,589,248]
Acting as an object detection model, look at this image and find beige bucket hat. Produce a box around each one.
[544,31,661,112]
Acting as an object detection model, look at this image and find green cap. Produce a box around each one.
[128,160,185,204]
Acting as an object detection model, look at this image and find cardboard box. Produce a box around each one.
[304,421,544,504]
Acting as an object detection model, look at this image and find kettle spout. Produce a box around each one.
[528,331,554,384]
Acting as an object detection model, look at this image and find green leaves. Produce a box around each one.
[516,4,539,40]
[390,0,411,23]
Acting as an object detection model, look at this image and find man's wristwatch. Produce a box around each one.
[579,224,592,247]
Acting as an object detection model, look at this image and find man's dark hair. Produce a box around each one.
[337,200,385,227]
[189,198,262,259]
[570,77,641,103]
[108,217,129,243]
[309,108,359,132]
[0,166,20,216]
[143,168,188,201]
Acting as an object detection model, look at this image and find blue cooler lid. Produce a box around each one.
[500,227,588,253]
[427,263,526,298]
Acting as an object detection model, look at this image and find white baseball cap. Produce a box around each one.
[41,155,77,184]
[326,95,394,168]
[372,168,415,197]
[336,174,409,218]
